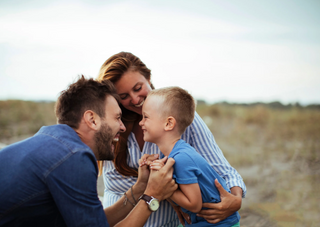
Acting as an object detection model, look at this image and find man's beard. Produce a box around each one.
[95,121,114,160]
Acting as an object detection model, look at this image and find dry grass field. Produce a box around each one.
[1,100,319,227]
[0,100,56,144]
[197,102,320,227]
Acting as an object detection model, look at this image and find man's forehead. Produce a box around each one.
[105,95,121,114]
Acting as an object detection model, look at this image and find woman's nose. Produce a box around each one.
[130,94,140,105]
[139,119,143,126]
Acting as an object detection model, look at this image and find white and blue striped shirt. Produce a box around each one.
[102,112,246,227]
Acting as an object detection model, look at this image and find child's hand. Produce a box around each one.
[150,156,168,171]
[139,154,160,167]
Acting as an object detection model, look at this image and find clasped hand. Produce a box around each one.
[138,154,177,202]
[138,154,242,226]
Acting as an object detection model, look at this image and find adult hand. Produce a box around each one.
[137,154,160,186]
[150,156,167,170]
[145,158,177,201]
[139,153,160,166]
[196,179,242,224]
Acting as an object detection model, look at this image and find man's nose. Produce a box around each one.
[120,121,126,132]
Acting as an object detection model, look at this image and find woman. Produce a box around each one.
[97,52,246,227]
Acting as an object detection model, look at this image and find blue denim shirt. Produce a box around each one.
[0,124,109,227]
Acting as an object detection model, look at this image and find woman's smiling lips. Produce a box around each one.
[134,100,145,108]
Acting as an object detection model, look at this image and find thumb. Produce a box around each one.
[215,179,228,197]
[162,157,175,173]
[158,156,168,164]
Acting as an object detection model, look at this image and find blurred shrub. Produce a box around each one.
[0,100,56,141]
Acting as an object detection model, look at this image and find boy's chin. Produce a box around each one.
[143,135,152,143]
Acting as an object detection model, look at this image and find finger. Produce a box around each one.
[150,163,164,169]
[151,160,163,164]
[196,212,220,221]
[146,154,159,161]
[157,156,168,164]
[161,158,175,172]
[139,163,149,171]
[205,218,222,224]
[197,205,220,216]
[150,161,164,166]
[141,154,159,162]
[150,165,162,171]
[214,179,228,197]
[199,202,218,209]
[140,154,151,160]
[145,154,160,165]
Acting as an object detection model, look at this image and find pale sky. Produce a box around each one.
[1,0,320,104]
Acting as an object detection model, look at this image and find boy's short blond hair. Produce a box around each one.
[148,86,195,135]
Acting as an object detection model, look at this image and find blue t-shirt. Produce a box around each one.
[168,139,240,227]
[0,124,109,227]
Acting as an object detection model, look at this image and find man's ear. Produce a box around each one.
[83,110,100,130]
[164,116,176,131]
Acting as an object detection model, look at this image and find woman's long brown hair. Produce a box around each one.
[97,52,154,177]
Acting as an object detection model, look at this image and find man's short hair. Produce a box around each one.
[148,86,195,134]
[55,75,119,129]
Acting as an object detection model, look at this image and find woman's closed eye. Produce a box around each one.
[134,85,142,92]
[120,94,128,100]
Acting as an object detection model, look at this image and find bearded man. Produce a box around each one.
[0,76,177,227]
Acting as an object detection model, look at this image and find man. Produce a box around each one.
[0,76,177,227]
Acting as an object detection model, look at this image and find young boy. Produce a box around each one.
[139,87,240,227]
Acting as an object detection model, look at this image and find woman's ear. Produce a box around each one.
[164,116,176,131]
[83,110,100,130]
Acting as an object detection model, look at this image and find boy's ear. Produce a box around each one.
[83,110,100,130]
[164,116,176,131]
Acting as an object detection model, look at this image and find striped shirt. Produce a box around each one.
[102,112,246,227]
